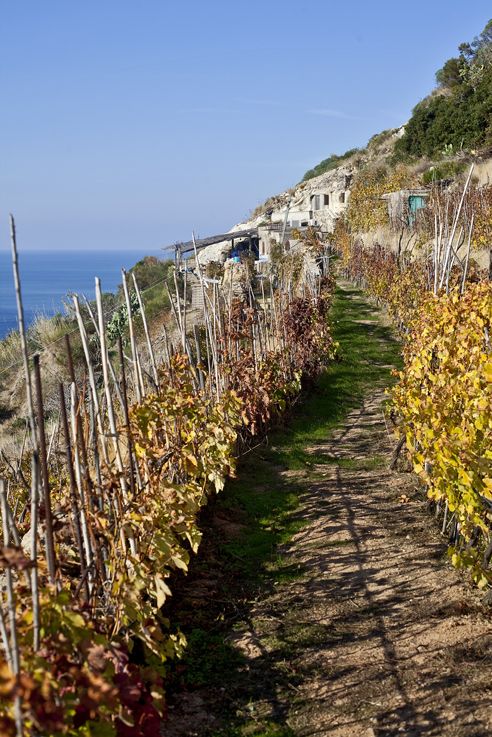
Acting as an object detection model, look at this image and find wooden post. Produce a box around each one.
[131,272,159,388]
[64,334,94,507]
[9,215,36,450]
[59,383,89,601]
[121,269,144,401]
[69,384,95,593]
[0,480,23,736]
[117,336,137,498]
[72,295,109,464]
[95,279,129,501]
[439,164,474,292]
[95,279,136,556]
[193,325,205,391]
[461,214,474,294]
[33,355,57,583]
[81,296,125,413]
[30,456,40,651]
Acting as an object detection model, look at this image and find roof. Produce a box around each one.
[381,188,429,199]
[169,228,258,256]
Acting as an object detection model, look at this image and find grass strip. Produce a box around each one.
[166,283,401,737]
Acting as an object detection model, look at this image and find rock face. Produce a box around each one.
[244,163,356,235]
[197,240,232,266]
[238,126,408,235]
[222,260,251,302]
[196,126,410,268]
[270,164,354,233]
[196,163,355,268]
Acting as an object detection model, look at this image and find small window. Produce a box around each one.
[339,192,346,204]
[314,195,320,210]
[323,194,329,206]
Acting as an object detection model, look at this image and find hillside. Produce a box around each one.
[0,16,492,737]
[239,19,492,243]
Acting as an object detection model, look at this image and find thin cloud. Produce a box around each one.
[178,106,240,114]
[240,159,315,168]
[307,108,360,120]
[234,97,284,107]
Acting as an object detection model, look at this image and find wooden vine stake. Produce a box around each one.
[9,215,36,451]
[131,272,159,388]
[121,269,144,401]
[29,456,40,651]
[72,295,109,465]
[33,355,57,583]
[69,383,95,594]
[95,278,137,556]
[0,480,23,736]
[81,297,125,413]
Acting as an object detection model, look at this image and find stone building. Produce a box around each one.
[267,167,353,233]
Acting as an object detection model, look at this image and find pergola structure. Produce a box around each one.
[171,228,259,263]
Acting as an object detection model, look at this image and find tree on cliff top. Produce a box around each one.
[395,18,492,159]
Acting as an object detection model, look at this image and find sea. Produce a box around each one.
[0,248,173,340]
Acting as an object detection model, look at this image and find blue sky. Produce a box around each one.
[1,1,491,251]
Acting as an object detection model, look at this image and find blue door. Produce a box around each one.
[408,195,426,226]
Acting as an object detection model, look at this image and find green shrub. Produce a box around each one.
[421,160,466,184]
[367,129,395,151]
[395,19,492,159]
[123,255,174,291]
[302,148,360,181]
[117,256,174,325]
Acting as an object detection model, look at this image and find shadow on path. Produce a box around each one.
[163,284,492,737]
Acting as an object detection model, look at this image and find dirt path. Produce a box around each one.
[233,391,492,736]
[165,286,492,737]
